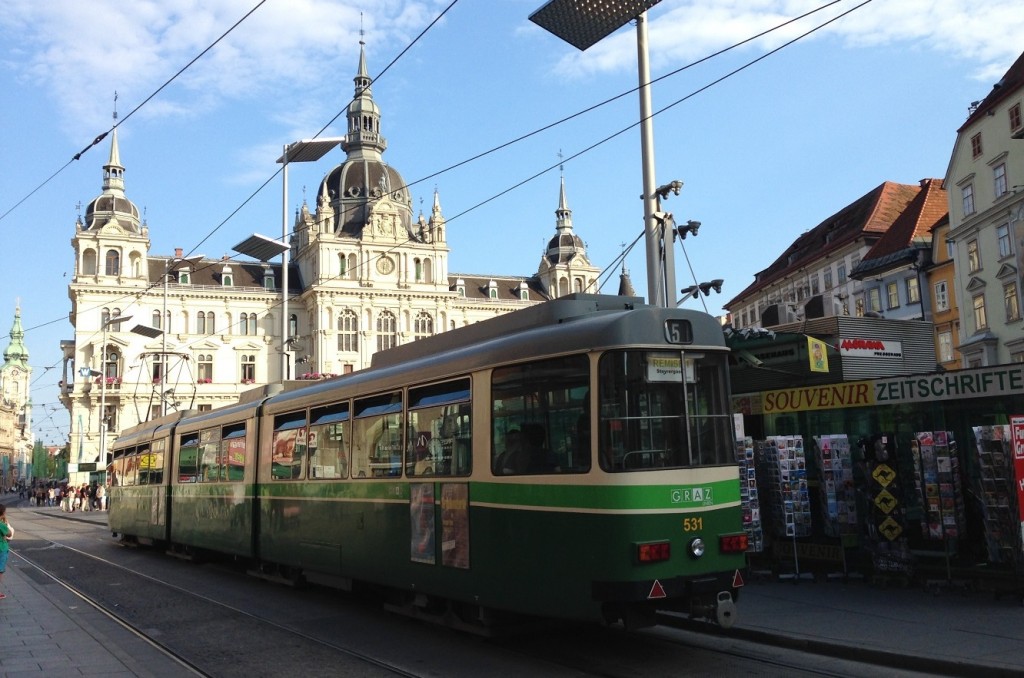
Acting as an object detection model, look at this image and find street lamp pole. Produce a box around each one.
[281,143,290,382]
[529,0,672,306]
[98,314,132,471]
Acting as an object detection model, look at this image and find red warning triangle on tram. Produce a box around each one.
[732,569,745,588]
[647,580,667,599]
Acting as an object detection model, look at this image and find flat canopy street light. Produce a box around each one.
[233,233,290,382]
[272,138,345,380]
[530,0,674,306]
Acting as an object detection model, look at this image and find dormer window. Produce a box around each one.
[263,265,275,291]
[519,282,529,301]
[178,269,191,285]
[487,280,498,299]
[456,278,465,297]
[221,264,233,287]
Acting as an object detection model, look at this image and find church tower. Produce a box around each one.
[0,305,33,485]
[536,172,600,297]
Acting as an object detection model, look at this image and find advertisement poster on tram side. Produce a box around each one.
[441,483,470,569]
[410,483,436,564]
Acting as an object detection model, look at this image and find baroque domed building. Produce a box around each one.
[58,43,601,482]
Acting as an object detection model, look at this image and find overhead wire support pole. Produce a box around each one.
[630,11,671,307]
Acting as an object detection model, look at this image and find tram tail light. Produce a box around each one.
[719,534,749,554]
[636,541,671,563]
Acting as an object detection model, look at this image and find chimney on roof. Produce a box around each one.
[175,248,183,258]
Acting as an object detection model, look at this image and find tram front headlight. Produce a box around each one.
[688,537,706,559]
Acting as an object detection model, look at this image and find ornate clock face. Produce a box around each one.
[377,256,395,275]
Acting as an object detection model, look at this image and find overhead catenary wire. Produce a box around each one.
[17,1,871,404]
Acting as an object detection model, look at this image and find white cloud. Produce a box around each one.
[543,0,1024,83]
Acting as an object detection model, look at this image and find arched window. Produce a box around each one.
[83,249,97,276]
[337,310,358,352]
[347,253,357,279]
[376,310,397,351]
[423,258,433,284]
[197,312,207,335]
[289,314,298,339]
[413,312,433,340]
[248,313,258,336]
[240,354,256,382]
[240,313,249,336]
[558,277,569,297]
[103,347,121,380]
[207,312,216,335]
[152,310,162,329]
[197,354,213,382]
[338,253,347,279]
[414,258,423,282]
[222,273,233,286]
[105,249,120,276]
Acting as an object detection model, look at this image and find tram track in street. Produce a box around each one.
[13,509,943,677]
[11,531,434,678]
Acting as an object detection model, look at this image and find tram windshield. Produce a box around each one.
[597,350,733,470]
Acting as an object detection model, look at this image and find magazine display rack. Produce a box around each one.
[812,434,858,538]
[736,436,763,552]
[972,425,1020,565]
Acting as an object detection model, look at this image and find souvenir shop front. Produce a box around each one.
[731,352,1024,585]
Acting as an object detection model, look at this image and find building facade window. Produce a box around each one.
[867,288,881,313]
[240,354,256,382]
[837,263,847,285]
[854,296,865,317]
[973,294,987,331]
[197,354,213,382]
[413,311,433,340]
[997,223,1013,258]
[152,310,162,329]
[337,310,358,352]
[105,250,120,276]
[152,354,163,382]
[377,310,397,352]
[962,184,975,215]
[1005,282,1021,322]
[906,276,920,304]
[967,239,981,272]
[886,282,899,309]
[1011,103,1022,132]
[971,133,983,158]
[994,163,1008,199]
[934,280,949,312]
[197,311,207,335]
[823,269,833,290]
[937,330,954,363]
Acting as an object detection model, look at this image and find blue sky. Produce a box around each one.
[2,0,1022,447]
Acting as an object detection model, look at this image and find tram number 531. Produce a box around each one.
[683,517,703,532]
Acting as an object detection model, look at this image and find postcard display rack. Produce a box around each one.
[812,434,858,538]
[758,436,812,539]
[735,436,764,553]
[972,425,1021,566]
[910,431,965,542]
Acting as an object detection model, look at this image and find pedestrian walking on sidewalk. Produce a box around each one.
[0,503,14,600]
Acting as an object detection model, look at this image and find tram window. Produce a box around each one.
[272,412,308,480]
[135,443,154,485]
[491,355,589,475]
[199,427,223,482]
[149,439,166,484]
[685,353,733,466]
[597,350,732,471]
[309,403,349,479]
[122,451,139,487]
[352,392,403,478]
[221,424,246,482]
[178,433,200,483]
[110,452,125,486]
[407,379,472,477]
